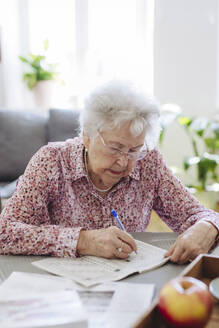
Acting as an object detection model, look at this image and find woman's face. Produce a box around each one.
[83,122,146,190]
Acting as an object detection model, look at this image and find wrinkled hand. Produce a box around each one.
[165,221,218,264]
[76,226,137,259]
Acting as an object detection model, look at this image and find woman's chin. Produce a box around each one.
[103,174,123,187]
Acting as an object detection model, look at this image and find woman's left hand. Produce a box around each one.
[165,221,218,264]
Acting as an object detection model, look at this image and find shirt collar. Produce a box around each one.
[68,137,87,181]
[129,163,141,180]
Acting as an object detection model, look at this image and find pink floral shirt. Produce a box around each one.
[0,137,218,257]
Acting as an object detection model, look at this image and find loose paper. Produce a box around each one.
[0,291,87,328]
[32,240,169,287]
[0,272,154,328]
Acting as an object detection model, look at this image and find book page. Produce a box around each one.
[32,240,169,287]
[104,283,154,328]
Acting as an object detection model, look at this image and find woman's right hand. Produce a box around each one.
[76,226,137,259]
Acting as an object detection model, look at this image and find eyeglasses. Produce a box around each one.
[98,132,147,161]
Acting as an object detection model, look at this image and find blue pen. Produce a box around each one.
[111,209,137,254]
[111,209,125,231]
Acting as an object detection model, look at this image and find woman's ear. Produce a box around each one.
[82,131,90,150]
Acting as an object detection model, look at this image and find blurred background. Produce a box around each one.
[0,0,218,215]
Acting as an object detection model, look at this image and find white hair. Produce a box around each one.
[80,80,161,150]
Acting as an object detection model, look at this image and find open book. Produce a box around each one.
[32,240,169,287]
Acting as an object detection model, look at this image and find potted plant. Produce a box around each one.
[177,115,219,210]
[149,108,218,232]
[19,40,59,108]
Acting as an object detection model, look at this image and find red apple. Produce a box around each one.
[158,276,213,328]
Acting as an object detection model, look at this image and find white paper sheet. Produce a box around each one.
[104,283,154,328]
[0,272,154,328]
[0,271,77,299]
[0,291,87,328]
[32,239,169,287]
[0,272,87,328]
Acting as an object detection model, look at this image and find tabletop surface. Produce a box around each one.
[0,232,190,328]
[0,232,187,294]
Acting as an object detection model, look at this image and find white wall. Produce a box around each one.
[0,0,6,107]
[0,23,5,107]
[0,0,23,108]
[154,0,218,180]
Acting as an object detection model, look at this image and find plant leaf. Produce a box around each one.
[204,138,219,150]
[203,152,219,163]
[19,56,30,64]
[159,128,165,145]
[210,122,219,138]
[23,73,37,89]
[197,157,218,189]
[178,116,192,127]
[183,156,200,170]
[18,40,59,89]
[30,55,46,68]
[190,117,209,137]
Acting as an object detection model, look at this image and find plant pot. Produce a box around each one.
[33,80,55,110]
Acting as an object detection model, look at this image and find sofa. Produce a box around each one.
[0,108,80,211]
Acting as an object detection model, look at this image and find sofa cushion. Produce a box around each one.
[0,180,17,198]
[0,109,48,182]
[48,108,80,141]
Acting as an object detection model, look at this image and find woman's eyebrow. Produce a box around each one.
[131,144,144,149]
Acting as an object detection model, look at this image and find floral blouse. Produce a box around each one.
[0,137,218,257]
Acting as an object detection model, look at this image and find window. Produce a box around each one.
[80,0,154,104]
[87,0,154,91]
[5,0,154,109]
[28,0,76,107]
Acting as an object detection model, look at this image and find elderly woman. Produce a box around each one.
[0,81,218,264]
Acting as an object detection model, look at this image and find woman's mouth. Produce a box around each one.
[108,169,123,176]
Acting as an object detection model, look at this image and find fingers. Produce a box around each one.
[164,235,191,264]
[165,242,175,257]
[110,227,137,259]
[77,227,137,259]
[115,228,138,253]
[167,232,202,264]
[114,246,130,259]
[169,244,190,264]
[115,239,132,254]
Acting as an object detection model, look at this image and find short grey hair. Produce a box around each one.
[80,80,161,150]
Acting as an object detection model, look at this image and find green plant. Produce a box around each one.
[177,116,219,191]
[19,40,58,90]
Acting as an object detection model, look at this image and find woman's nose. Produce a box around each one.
[116,154,129,167]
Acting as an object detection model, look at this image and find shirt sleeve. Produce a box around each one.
[152,150,219,233]
[0,145,82,258]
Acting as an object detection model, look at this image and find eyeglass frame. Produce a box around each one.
[98,132,148,161]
